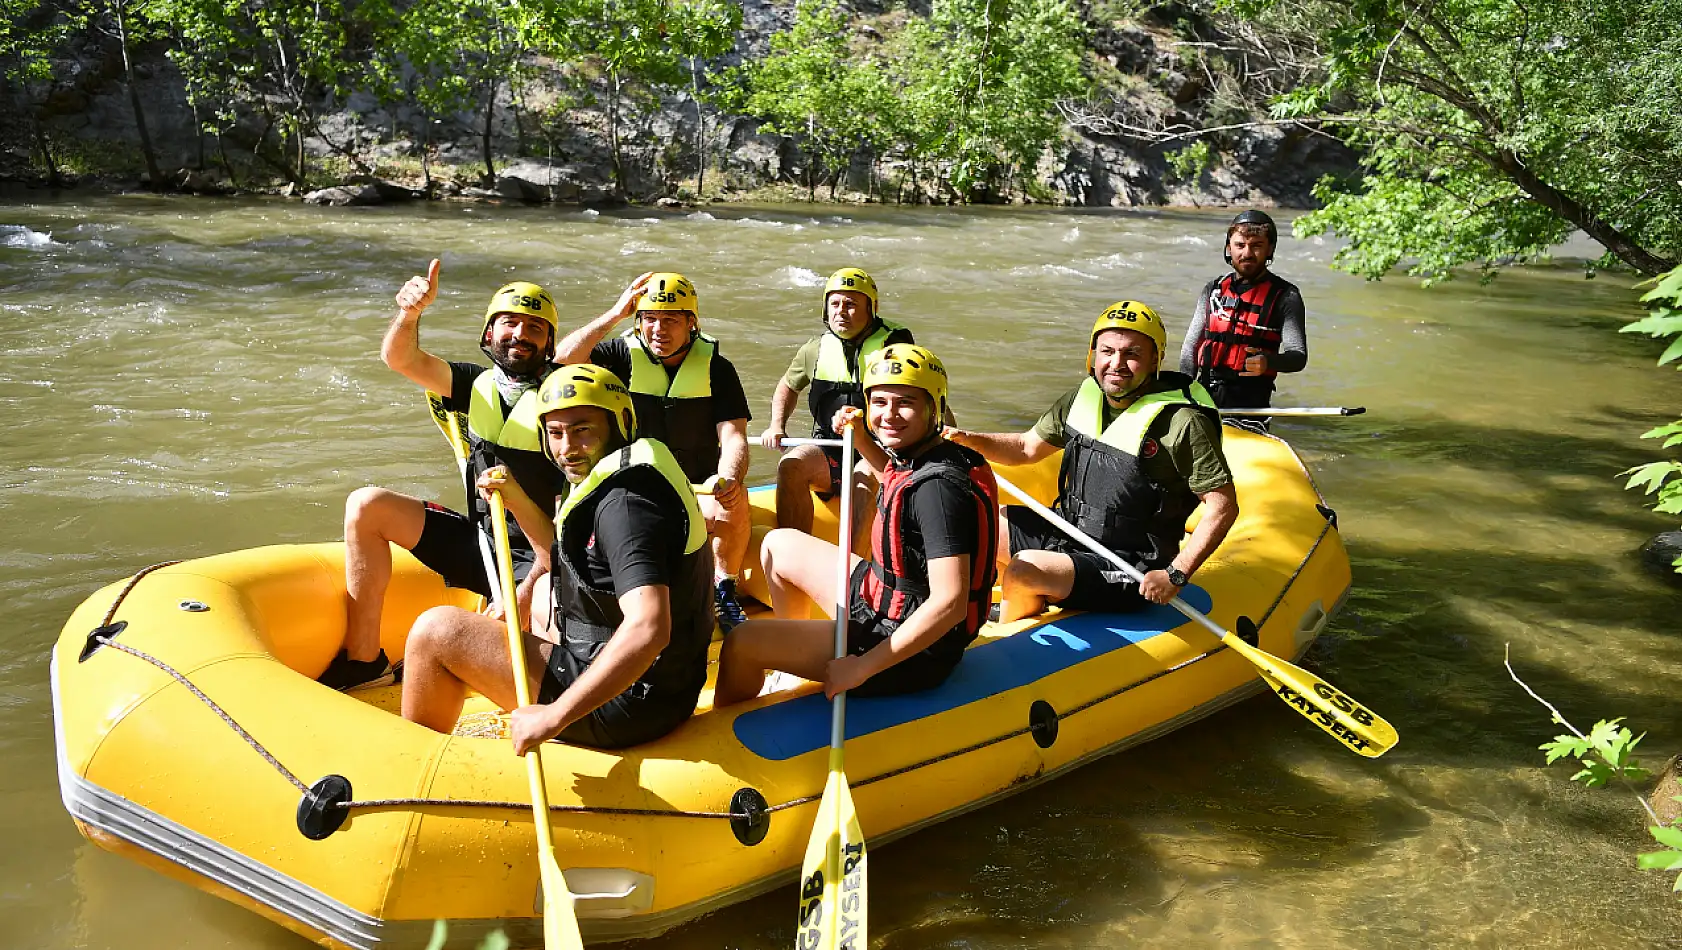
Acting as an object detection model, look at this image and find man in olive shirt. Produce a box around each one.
[947,301,1239,622]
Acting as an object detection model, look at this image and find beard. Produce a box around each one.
[489,338,548,378]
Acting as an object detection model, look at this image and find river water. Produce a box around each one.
[2,194,1678,949]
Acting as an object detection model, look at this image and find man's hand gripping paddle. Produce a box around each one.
[992,472,1398,759]
[794,424,867,950]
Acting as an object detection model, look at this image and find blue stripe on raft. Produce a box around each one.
[730,587,1216,761]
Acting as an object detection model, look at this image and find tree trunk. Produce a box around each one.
[691,59,706,197]
[32,109,62,188]
[481,76,498,185]
[1492,149,1676,275]
[114,1,164,188]
[608,70,624,198]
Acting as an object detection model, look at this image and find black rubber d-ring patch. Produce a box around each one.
[1236,615,1260,647]
[1029,700,1059,748]
[80,621,127,662]
[297,775,353,840]
[730,787,770,846]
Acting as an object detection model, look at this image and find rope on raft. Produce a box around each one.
[83,504,1337,823]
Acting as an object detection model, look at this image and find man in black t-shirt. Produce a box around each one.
[319,260,645,691]
[716,345,998,704]
[401,365,715,751]
[555,272,755,635]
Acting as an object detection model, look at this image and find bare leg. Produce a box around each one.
[701,491,752,579]
[399,605,548,733]
[999,550,1076,623]
[344,487,427,662]
[715,617,836,706]
[760,527,863,621]
[774,445,833,534]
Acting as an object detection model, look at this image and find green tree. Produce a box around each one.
[1227,0,1682,283]
[2,0,83,184]
[722,0,891,198]
[568,0,687,198]
[888,0,1087,201]
[666,0,738,195]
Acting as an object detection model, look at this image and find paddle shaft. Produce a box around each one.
[1217,406,1366,417]
[829,431,855,756]
[489,492,583,949]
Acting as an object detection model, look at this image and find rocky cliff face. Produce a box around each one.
[1,0,1357,207]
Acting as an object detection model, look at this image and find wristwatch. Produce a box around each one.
[1165,566,1188,588]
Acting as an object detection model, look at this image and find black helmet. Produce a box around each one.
[1224,209,1277,264]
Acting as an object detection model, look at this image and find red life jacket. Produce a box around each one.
[859,441,999,644]
[1196,274,1285,380]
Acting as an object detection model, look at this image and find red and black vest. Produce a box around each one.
[1195,273,1286,381]
[858,441,999,656]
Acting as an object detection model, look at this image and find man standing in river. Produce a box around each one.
[947,301,1238,622]
[1179,210,1309,410]
[555,273,755,636]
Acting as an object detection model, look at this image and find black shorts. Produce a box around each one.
[842,561,965,697]
[536,644,697,749]
[409,503,535,598]
[1005,506,1150,614]
[815,444,844,501]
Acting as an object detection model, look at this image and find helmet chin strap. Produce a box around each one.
[637,323,696,366]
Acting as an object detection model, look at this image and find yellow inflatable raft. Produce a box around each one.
[51,425,1349,947]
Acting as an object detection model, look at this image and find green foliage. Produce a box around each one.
[1,0,81,88]
[1639,822,1682,892]
[1621,263,1682,556]
[1165,140,1212,183]
[1229,0,1682,282]
[1540,718,1650,788]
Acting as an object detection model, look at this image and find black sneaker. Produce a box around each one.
[714,578,748,634]
[318,649,396,691]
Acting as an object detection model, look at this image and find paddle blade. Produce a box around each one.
[1229,636,1399,757]
[538,851,584,950]
[795,769,867,950]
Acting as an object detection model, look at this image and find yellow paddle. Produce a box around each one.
[489,490,585,950]
[993,473,1398,759]
[429,391,583,945]
[795,425,867,950]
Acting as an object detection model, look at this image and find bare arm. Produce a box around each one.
[512,584,671,752]
[715,418,750,484]
[759,378,801,448]
[554,273,653,364]
[383,258,454,394]
[1180,283,1212,376]
[826,555,968,697]
[944,428,1056,467]
[1138,482,1239,604]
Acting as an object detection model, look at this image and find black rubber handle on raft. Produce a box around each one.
[79,621,127,662]
[297,775,353,840]
[1029,700,1059,749]
[1342,407,1367,415]
[730,788,770,846]
[1236,616,1260,647]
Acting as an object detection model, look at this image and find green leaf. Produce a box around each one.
[1636,848,1682,871]
[1650,824,1682,850]
[1623,462,1682,495]
[1638,269,1682,304]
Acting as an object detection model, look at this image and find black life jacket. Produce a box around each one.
[858,440,999,659]
[806,320,911,440]
[1195,273,1287,381]
[1054,372,1219,569]
[622,330,721,485]
[464,369,568,549]
[551,439,714,702]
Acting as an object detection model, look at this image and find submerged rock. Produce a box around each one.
[1639,531,1682,585]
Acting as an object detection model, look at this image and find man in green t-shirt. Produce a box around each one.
[759,267,915,536]
[946,301,1239,622]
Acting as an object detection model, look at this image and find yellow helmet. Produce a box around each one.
[535,364,637,457]
[638,273,699,316]
[824,267,878,318]
[863,343,949,422]
[1086,300,1167,374]
[482,281,559,347]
